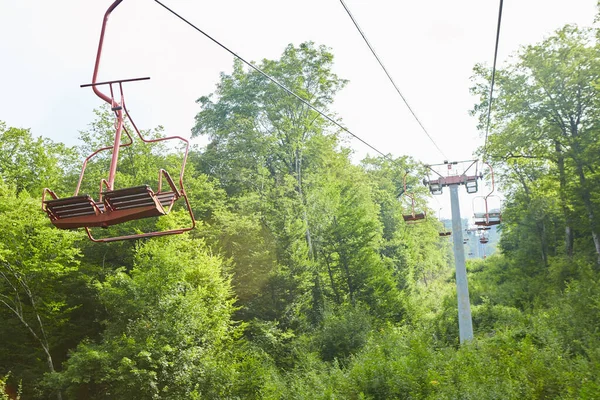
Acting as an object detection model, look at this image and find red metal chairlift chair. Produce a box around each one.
[479,230,490,244]
[401,173,426,223]
[438,209,451,237]
[42,0,195,242]
[473,162,501,227]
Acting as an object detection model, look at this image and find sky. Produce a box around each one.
[1,0,597,218]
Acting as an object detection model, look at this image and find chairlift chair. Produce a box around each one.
[465,177,478,194]
[437,209,451,236]
[474,205,501,227]
[473,162,502,227]
[42,0,195,242]
[423,168,443,195]
[401,173,426,223]
[427,180,443,195]
[479,228,490,244]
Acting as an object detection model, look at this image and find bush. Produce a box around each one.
[316,305,372,362]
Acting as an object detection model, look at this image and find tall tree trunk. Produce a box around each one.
[323,252,341,304]
[574,161,600,262]
[331,218,355,305]
[294,147,324,323]
[341,254,354,306]
[512,166,548,267]
[555,141,574,256]
[0,266,63,400]
[569,117,600,261]
[537,221,549,268]
[295,148,314,260]
[310,272,324,325]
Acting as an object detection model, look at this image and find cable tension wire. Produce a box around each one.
[482,0,504,160]
[339,0,448,160]
[154,0,393,162]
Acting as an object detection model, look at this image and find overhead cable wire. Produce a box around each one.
[154,0,393,162]
[482,0,504,160]
[339,0,448,160]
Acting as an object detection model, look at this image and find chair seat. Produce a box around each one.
[474,221,500,226]
[45,194,102,216]
[102,185,157,210]
[99,185,167,225]
[102,186,177,210]
[44,195,104,229]
[474,212,501,226]
[403,213,426,222]
[44,185,177,230]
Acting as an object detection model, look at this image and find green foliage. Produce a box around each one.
[266,322,600,399]
[53,236,240,399]
[244,319,299,370]
[315,304,372,362]
[319,164,405,320]
[193,43,354,331]
[4,25,600,399]
[0,373,21,400]
[471,25,600,262]
[191,42,412,335]
[0,180,88,398]
[541,275,600,357]
[0,122,77,195]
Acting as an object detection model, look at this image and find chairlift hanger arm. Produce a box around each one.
[482,161,496,199]
[91,0,125,105]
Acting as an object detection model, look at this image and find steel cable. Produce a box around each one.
[339,0,449,160]
[154,0,394,161]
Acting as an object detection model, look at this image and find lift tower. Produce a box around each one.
[424,160,480,343]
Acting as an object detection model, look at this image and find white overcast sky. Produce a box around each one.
[1,0,597,217]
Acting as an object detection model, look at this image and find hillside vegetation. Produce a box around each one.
[1,25,600,399]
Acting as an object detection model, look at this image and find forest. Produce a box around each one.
[1,18,600,400]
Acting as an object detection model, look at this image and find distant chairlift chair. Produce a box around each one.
[438,209,451,236]
[473,162,502,227]
[401,173,426,223]
[41,0,195,242]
